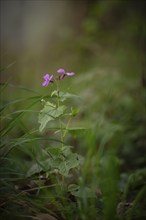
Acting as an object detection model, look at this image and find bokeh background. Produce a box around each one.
[1,0,145,85]
[0,0,146,219]
[1,0,145,163]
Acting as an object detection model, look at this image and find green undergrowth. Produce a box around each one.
[0,67,146,220]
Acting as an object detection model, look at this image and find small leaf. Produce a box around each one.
[58,153,80,176]
[26,163,43,177]
[49,158,62,169]
[26,159,51,177]
[58,161,69,176]
[68,185,96,198]
[51,90,59,97]
[70,107,80,117]
[51,90,78,102]
[47,147,62,159]
[62,145,72,156]
[45,101,56,108]
[59,91,79,102]
[38,101,66,132]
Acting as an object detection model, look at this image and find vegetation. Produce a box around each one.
[0,1,146,220]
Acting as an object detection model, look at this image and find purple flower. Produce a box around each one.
[42,74,53,86]
[57,68,75,79]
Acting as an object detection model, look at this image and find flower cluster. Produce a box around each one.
[42,68,75,87]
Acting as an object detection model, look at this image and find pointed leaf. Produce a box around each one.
[38,101,66,132]
[58,153,80,176]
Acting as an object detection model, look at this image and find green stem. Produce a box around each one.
[63,117,72,139]
[59,117,64,149]
[54,79,64,150]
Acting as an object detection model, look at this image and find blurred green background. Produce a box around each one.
[1,0,145,166]
[0,0,146,219]
[1,0,145,85]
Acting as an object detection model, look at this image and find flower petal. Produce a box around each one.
[42,80,49,86]
[49,75,54,81]
[66,72,75,76]
[43,74,50,80]
[57,68,65,74]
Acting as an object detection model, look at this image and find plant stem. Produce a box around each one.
[55,80,64,150]
[63,117,72,139]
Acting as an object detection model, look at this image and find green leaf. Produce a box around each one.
[26,159,51,177]
[47,146,62,159]
[51,90,79,102]
[70,107,80,117]
[38,101,66,132]
[58,153,80,177]
[26,163,43,177]
[51,90,58,97]
[62,145,72,156]
[59,92,79,102]
[49,157,62,169]
[68,184,96,198]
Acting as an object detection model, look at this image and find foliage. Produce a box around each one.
[0,1,146,220]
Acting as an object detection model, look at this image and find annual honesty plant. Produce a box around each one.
[36,68,84,179]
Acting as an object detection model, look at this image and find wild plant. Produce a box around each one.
[37,68,83,180]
